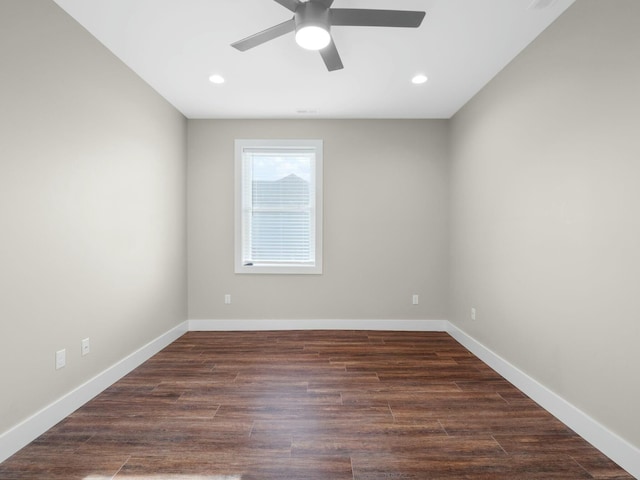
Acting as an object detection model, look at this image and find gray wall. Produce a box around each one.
[449,0,640,447]
[0,0,187,434]
[188,120,449,321]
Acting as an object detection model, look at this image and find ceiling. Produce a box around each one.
[52,0,575,119]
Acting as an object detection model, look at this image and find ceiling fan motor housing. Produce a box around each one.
[295,2,330,35]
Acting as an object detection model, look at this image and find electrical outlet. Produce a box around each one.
[81,338,90,356]
[55,349,66,370]
[471,307,476,321]
[412,294,419,305]
[224,294,231,305]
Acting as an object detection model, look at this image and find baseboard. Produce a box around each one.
[189,318,448,332]
[0,321,189,463]
[446,323,640,479]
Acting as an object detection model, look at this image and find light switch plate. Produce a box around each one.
[81,338,90,356]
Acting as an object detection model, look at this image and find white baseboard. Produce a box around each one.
[2,319,638,478]
[0,321,188,463]
[446,323,640,479]
[189,318,448,332]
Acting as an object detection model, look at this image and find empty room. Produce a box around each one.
[0,0,638,478]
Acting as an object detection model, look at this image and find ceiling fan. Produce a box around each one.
[231,0,426,72]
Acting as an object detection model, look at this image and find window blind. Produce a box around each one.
[240,147,316,267]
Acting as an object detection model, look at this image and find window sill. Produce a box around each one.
[235,263,322,275]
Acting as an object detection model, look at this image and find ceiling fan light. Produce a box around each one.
[295,25,331,51]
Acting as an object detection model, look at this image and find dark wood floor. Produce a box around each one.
[0,331,633,479]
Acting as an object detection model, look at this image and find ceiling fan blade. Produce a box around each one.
[231,18,296,52]
[331,9,426,28]
[273,0,301,12]
[319,39,343,71]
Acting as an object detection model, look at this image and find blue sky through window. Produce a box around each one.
[251,154,311,182]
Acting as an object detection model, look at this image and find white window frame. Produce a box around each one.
[234,139,323,275]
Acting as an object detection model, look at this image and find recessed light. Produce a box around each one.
[412,74,428,85]
[209,74,225,84]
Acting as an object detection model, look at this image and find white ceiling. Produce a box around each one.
[53,0,575,119]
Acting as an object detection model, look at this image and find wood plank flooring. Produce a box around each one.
[0,331,633,479]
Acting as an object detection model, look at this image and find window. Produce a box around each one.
[235,139,323,274]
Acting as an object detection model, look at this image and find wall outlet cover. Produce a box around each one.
[55,349,66,370]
